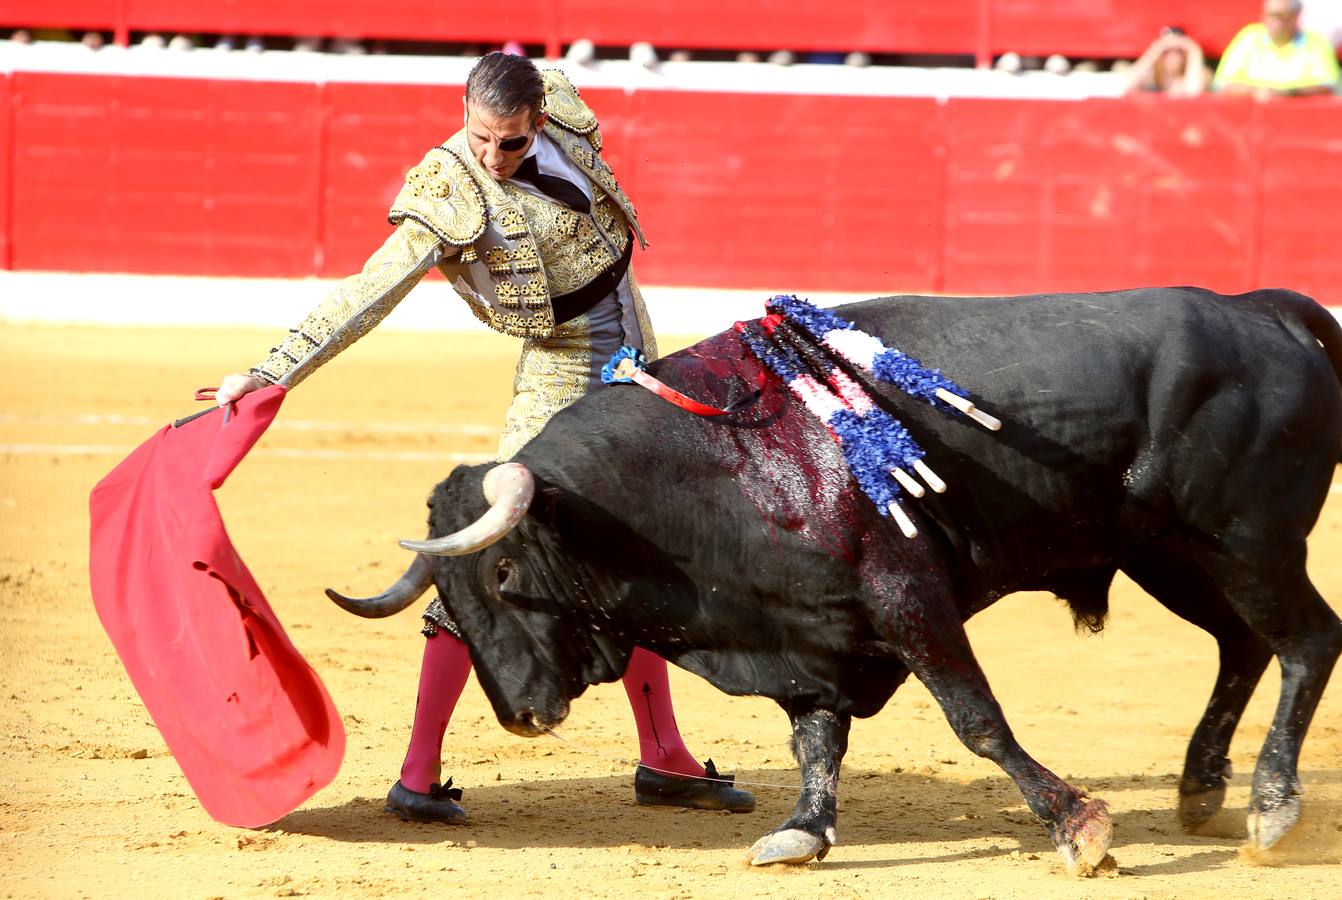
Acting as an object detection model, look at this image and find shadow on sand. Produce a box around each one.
[268,765,1341,873]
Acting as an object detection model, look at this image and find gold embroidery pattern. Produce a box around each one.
[252,222,447,385]
[593,195,625,238]
[540,69,598,135]
[494,281,521,309]
[495,272,659,460]
[497,315,595,460]
[460,245,478,264]
[388,148,486,246]
[521,277,547,308]
[494,206,528,239]
[484,242,541,276]
[543,127,644,247]
[497,311,555,339]
[508,188,629,296]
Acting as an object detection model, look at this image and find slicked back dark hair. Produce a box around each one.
[465,52,545,120]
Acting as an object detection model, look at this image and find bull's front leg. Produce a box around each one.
[746,706,850,866]
[890,593,1113,874]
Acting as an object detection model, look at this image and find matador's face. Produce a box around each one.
[465,101,546,182]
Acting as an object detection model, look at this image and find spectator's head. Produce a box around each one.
[1156,27,1190,86]
[464,52,546,182]
[1262,0,1303,45]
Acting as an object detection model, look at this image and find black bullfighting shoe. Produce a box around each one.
[384,778,469,824]
[634,759,755,813]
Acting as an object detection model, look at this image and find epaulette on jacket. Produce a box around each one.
[388,147,487,247]
[541,69,602,151]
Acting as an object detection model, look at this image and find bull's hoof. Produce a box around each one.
[746,828,831,866]
[635,762,756,813]
[1178,783,1227,829]
[1246,795,1301,850]
[384,780,469,825]
[1178,758,1232,829]
[1054,798,1112,876]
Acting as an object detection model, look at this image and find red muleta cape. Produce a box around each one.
[88,386,344,827]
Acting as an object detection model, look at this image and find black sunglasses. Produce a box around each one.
[466,112,536,152]
[496,130,533,152]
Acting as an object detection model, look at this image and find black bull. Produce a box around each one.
[333,287,1342,871]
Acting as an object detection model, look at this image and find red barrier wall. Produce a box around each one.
[3,1,1263,58]
[11,73,322,275]
[6,72,1342,304]
[1,73,12,269]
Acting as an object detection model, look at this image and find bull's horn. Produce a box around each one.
[325,552,434,618]
[399,462,535,557]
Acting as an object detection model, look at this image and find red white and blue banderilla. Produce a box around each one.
[765,294,1002,432]
[602,295,1003,540]
[735,316,929,538]
[740,296,1002,539]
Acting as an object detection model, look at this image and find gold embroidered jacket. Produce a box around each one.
[252,69,647,386]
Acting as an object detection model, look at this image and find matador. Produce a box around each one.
[216,52,754,823]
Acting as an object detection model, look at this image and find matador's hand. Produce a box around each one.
[215,373,268,406]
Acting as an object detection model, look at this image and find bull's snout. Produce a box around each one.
[503,702,569,737]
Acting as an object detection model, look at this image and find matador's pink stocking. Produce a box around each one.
[622,647,706,778]
[401,639,705,788]
[400,632,473,793]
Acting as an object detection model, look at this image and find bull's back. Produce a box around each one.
[531,286,1340,601]
[840,288,1342,560]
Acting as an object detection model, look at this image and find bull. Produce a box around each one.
[331,287,1342,872]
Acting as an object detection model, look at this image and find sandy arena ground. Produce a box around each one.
[2,322,1340,899]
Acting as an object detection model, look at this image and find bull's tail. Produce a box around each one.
[1259,289,1342,458]
[1280,291,1342,383]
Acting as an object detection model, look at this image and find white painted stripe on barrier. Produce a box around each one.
[0,411,497,437]
[0,271,868,335]
[5,272,1339,335]
[0,443,491,464]
[0,43,1128,100]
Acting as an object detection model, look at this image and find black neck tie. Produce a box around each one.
[514,156,590,215]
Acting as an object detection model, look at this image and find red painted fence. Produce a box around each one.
[5,71,1342,304]
[4,1,1262,62]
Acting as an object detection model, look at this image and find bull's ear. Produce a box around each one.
[531,484,565,530]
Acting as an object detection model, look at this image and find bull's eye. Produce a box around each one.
[495,558,513,587]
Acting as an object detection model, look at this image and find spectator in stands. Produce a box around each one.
[26,28,75,43]
[629,41,658,68]
[212,52,753,827]
[1213,0,1340,97]
[1124,27,1209,95]
[565,39,597,65]
[331,37,367,55]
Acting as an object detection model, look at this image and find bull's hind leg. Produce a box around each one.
[746,707,850,866]
[1122,541,1274,828]
[891,598,1111,874]
[1192,540,1342,849]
